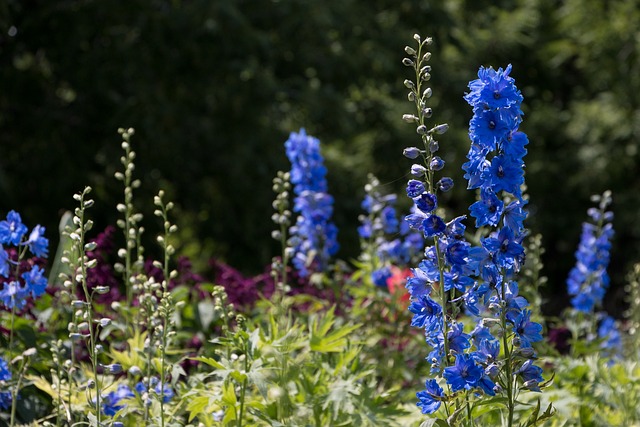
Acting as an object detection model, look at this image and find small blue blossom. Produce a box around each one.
[22,265,48,299]
[414,192,438,214]
[512,309,543,348]
[422,215,446,238]
[598,315,622,360]
[482,227,524,270]
[515,360,543,392]
[407,179,426,198]
[416,379,444,414]
[102,384,134,416]
[469,109,515,150]
[502,131,528,161]
[464,64,523,111]
[443,353,483,392]
[0,210,28,245]
[0,281,29,310]
[409,294,442,331]
[24,225,49,258]
[448,322,471,354]
[503,199,528,236]
[470,188,504,228]
[482,154,524,198]
[371,267,392,287]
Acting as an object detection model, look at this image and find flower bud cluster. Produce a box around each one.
[284,129,339,277]
[115,128,145,309]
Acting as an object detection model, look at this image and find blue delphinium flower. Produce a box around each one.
[136,377,174,404]
[443,353,483,392]
[285,129,339,276]
[0,211,50,310]
[0,357,12,410]
[416,379,444,414]
[598,315,622,360]
[567,192,614,313]
[464,63,546,400]
[23,225,49,258]
[358,174,424,286]
[0,281,30,310]
[0,211,28,246]
[102,384,134,416]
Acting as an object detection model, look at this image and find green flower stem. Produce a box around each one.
[500,280,515,427]
[76,188,102,425]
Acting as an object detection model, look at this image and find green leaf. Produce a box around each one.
[193,356,226,370]
[309,306,361,353]
[186,395,213,422]
[222,380,238,407]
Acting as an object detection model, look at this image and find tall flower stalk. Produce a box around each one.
[114,127,145,327]
[271,171,292,310]
[402,35,551,426]
[153,190,178,427]
[566,191,620,359]
[285,129,339,277]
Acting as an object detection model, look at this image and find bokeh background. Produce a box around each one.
[1,0,639,316]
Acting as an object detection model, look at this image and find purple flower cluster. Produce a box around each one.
[0,210,49,310]
[358,175,423,287]
[285,129,339,276]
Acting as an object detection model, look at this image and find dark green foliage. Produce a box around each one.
[1,0,639,314]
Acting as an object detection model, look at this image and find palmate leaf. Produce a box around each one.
[309,306,361,353]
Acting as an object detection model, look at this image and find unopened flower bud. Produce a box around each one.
[431,124,449,135]
[411,164,427,177]
[429,156,445,171]
[94,286,110,295]
[437,177,454,192]
[403,147,421,159]
[404,46,416,55]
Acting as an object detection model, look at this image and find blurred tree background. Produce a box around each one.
[0,0,638,315]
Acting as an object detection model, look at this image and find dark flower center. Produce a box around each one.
[488,120,496,129]
[497,166,505,177]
